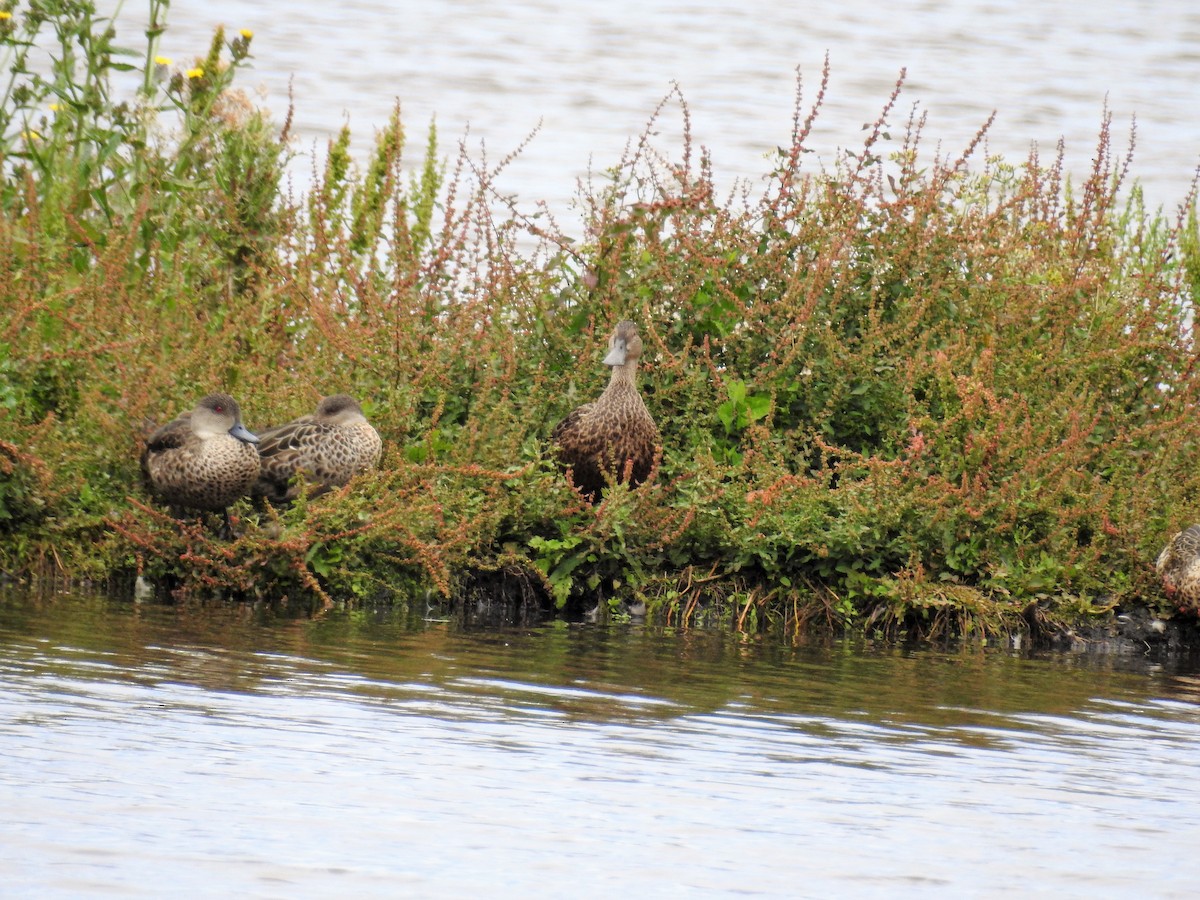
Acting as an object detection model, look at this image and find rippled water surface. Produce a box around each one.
[17,10,1194,891]
[108,0,1200,222]
[3,590,1200,896]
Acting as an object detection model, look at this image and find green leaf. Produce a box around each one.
[745,395,771,420]
[716,400,735,433]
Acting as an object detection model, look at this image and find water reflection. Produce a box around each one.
[3,589,1198,725]
[2,589,1199,895]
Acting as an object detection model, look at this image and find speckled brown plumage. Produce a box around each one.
[1156,524,1200,607]
[141,393,261,514]
[252,394,382,503]
[552,320,659,502]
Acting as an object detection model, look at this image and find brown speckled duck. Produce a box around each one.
[552,320,659,502]
[1156,525,1200,608]
[252,394,382,503]
[141,393,261,531]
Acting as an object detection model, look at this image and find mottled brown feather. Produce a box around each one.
[1156,524,1200,606]
[253,394,382,502]
[141,394,260,513]
[553,320,658,502]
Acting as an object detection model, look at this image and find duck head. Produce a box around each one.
[194,393,259,444]
[602,320,644,368]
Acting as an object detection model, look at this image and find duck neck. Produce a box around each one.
[606,359,638,391]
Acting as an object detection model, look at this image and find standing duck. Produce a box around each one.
[141,393,261,533]
[1156,525,1200,608]
[252,394,382,503]
[552,320,659,502]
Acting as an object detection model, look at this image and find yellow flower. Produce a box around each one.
[49,103,60,112]
[154,55,173,66]
[0,12,12,20]
[239,28,253,39]
[186,67,204,79]
[22,129,41,141]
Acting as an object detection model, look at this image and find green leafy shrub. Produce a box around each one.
[2,13,1198,638]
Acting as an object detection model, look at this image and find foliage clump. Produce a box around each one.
[2,10,1199,640]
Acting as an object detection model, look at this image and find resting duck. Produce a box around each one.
[141,393,261,532]
[552,320,659,502]
[1155,525,1200,608]
[252,394,382,503]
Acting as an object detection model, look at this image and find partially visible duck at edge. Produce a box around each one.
[1156,524,1200,608]
[252,393,382,503]
[141,393,261,534]
[552,319,659,503]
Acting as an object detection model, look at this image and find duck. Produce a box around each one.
[1155,525,1200,608]
[552,320,659,502]
[252,394,382,503]
[141,393,261,533]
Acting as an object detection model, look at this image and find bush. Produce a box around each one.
[2,14,1199,637]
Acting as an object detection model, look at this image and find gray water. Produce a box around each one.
[8,5,1200,895]
[3,590,1200,896]
[124,0,1200,225]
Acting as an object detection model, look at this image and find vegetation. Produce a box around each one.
[3,2,1200,640]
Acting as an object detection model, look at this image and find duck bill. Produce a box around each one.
[602,343,627,367]
[230,422,260,444]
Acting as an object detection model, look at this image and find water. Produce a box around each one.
[3,590,1200,896]
[8,7,1200,892]
[114,0,1199,225]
